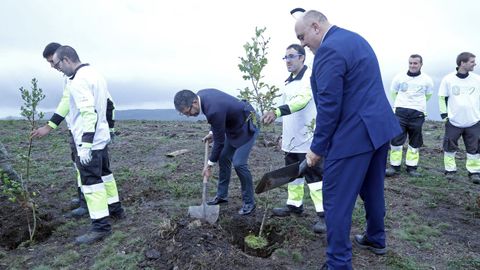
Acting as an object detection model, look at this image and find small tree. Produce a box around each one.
[19,78,45,241]
[238,27,280,124]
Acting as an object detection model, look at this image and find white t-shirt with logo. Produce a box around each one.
[438,72,480,128]
[391,72,434,113]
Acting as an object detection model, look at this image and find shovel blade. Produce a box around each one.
[188,203,220,224]
[255,160,309,194]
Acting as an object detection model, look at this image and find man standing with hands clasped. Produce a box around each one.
[386,54,434,177]
[294,10,401,269]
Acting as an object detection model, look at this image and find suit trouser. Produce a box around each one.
[216,130,258,206]
[324,143,388,270]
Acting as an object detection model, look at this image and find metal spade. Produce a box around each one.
[188,142,219,224]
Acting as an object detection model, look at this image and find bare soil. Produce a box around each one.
[0,120,479,269]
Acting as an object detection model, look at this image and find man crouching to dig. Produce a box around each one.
[174,89,259,215]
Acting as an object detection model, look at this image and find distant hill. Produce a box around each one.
[1,109,205,121]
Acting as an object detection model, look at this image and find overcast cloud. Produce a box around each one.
[1,0,479,120]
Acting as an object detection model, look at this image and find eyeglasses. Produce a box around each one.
[282,54,302,61]
[53,58,63,69]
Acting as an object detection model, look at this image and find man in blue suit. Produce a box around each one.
[174,89,258,215]
[295,10,401,269]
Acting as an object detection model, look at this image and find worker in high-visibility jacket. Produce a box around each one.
[438,52,480,184]
[262,44,325,233]
[386,54,434,177]
[32,42,117,218]
[52,45,124,244]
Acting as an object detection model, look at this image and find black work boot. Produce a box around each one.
[75,230,111,245]
[385,166,400,177]
[313,212,326,233]
[469,173,480,184]
[406,166,421,177]
[272,205,303,217]
[444,171,457,181]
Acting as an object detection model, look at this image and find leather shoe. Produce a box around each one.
[65,207,89,218]
[271,205,303,217]
[385,166,400,177]
[75,230,111,245]
[353,234,387,255]
[406,169,421,177]
[313,217,326,234]
[238,204,255,215]
[110,210,126,221]
[207,197,228,205]
[70,198,81,209]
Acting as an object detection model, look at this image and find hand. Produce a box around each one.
[306,150,324,174]
[31,125,53,139]
[202,133,213,143]
[78,147,92,166]
[202,165,212,178]
[261,111,276,125]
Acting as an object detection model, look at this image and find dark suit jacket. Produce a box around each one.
[310,26,401,160]
[198,89,257,162]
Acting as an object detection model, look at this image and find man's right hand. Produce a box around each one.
[202,133,213,143]
[261,111,277,125]
[31,125,53,139]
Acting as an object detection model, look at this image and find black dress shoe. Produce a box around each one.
[238,204,255,215]
[207,197,228,205]
[353,234,387,255]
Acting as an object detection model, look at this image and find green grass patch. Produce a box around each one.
[52,249,81,268]
[447,256,480,270]
[386,251,425,269]
[92,231,143,270]
[394,213,441,249]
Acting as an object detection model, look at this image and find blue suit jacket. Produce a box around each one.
[198,89,257,162]
[310,26,401,160]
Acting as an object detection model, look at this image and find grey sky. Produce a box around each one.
[1,0,479,120]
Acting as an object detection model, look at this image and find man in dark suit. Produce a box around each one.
[174,89,258,215]
[295,10,401,269]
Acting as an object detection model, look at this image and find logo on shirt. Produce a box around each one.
[452,86,476,96]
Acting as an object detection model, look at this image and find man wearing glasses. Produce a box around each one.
[262,44,325,233]
[50,45,124,244]
[32,43,117,219]
[174,89,258,215]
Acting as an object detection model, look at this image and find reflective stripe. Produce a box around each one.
[444,151,457,172]
[102,174,120,203]
[308,181,322,191]
[389,145,403,166]
[286,179,304,207]
[405,145,419,166]
[101,174,114,182]
[466,153,480,173]
[83,185,109,219]
[82,182,106,193]
[307,182,324,212]
[107,196,120,204]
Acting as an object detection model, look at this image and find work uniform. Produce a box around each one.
[47,82,116,211]
[438,71,480,177]
[389,71,433,172]
[275,65,323,214]
[67,64,122,232]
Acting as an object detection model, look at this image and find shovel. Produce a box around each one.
[255,159,309,194]
[188,142,220,224]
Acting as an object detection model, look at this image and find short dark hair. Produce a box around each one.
[174,89,197,111]
[54,45,80,63]
[287,44,306,56]
[43,42,61,58]
[409,54,423,64]
[456,52,476,66]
